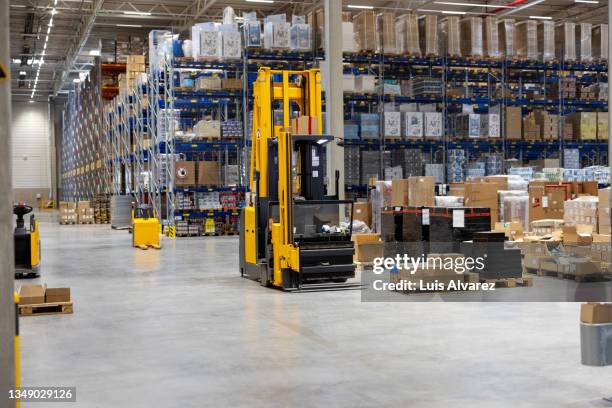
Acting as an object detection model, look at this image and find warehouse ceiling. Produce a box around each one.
[8,0,609,102]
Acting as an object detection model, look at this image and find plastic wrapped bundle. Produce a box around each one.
[435,196,464,208]
[485,154,503,176]
[502,195,529,232]
[576,23,593,63]
[507,175,528,191]
[354,10,376,52]
[371,181,392,233]
[538,21,555,62]
[563,148,580,169]
[555,22,575,62]
[516,20,538,61]
[425,163,444,183]
[439,17,461,57]
[483,17,500,59]
[593,24,608,61]
[447,149,466,182]
[376,12,397,54]
[395,14,420,56]
[498,19,516,59]
[419,15,438,57]
[508,166,534,181]
[290,15,311,51]
[264,14,290,50]
[543,167,564,182]
[460,17,483,58]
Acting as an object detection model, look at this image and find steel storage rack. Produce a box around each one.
[60,58,106,202]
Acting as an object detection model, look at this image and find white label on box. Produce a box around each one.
[542,196,548,208]
[422,208,430,225]
[313,170,319,177]
[453,210,465,228]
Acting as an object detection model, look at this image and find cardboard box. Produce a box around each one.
[599,188,611,235]
[353,202,372,227]
[353,11,376,52]
[529,184,566,223]
[18,284,46,305]
[352,233,383,262]
[197,161,219,186]
[505,106,522,140]
[45,288,71,303]
[463,182,499,226]
[581,303,612,324]
[563,225,594,245]
[291,116,319,135]
[77,201,90,209]
[221,78,242,90]
[408,176,435,207]
[175,161,196,186]
[391,179,410,207]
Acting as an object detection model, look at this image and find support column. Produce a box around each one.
[0,0,16,404]
[323,0,344,198]
[609,3,611,226]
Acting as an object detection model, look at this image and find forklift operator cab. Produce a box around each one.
[14,203,40,276]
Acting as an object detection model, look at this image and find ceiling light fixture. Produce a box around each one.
[12,58,21,64]
[499,0,546,16]
[19,71,26,75]
[123,10,152,15]
[347,4,373,9]
[434,1,515,8]
[575,0,599,3]
[116,24,143,27]
[441,10,466,14]
[529,15,552,19]
[50,8,57,15]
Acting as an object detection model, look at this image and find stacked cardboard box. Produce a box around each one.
[455,114,481,138]
[483,17,500,59]
[597,112,608,140]
[126,55,146,93]
[480,113,500,138]
[376,12,396,54]
[352,233,384,263]
[419,15,438,57]
[528,182,567,223]
[360,113,379,140]
[196,75,222,90]
[59,202,77,225]
[515,20,538,61]
[538,20,555,62]
[460,17,483,58]
[391,177,435,207]
[505,106,522,140]
[549,77,576,99]
[498,19,516,59]
[354,11,376,52]
[440,16,461,57]
[447,149,466,182]
[198,160,219,186]
[599,188,611,234]
[462,180,505,227]
[533,110,559,140]
[564,196,598,229]
[522,112,540,141]
[555,22,576,61]
[566,112,597,140]
[93,194,110,224]
[77,201,94,224]
[395,14,420,56]
[576,23,593,63]
[344,146,361,186]
[593,24,609,62]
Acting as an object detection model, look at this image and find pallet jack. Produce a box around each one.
[132,204,161,250]
[239,68,357,291]
[13,203,40,278]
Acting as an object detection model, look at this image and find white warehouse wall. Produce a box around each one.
[11,101,53,205]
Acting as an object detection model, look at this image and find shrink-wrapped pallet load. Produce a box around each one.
[460,17,483,58]
[395,13,420,56]
[576,23,593,63]
[376,12,397,54]
[593,24,608,61]
[516,20,538,61]
[498,19,516,59]
[555,22,576,62]
[439,16,461,57]
[537,21,555,62]
[483,17,500,59]
[419,14,439,57]
[354,10,376,52]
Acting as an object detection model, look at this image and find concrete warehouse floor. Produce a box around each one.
[16,220,612,408]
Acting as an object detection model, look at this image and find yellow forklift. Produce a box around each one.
[13,203,40,278]
[239,68,357,291]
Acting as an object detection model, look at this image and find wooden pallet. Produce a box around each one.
[202,232,219,236]
[537,269,611,282]
[59,221,76,225]
[19,302,73,316]
[477,275,533,288]
[523,267,539,275]
[78,221,95,225]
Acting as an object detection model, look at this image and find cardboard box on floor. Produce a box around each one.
[352,233,384,262]
[18,284,46,305]
[463,181,501,227]
[45,288,71,303]
[528,182,567,223]
[494,221,524,241]
[391,177,435,207]
[563,225,594,245]
[581,303,612,324]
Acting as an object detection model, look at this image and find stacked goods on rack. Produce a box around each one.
[120,55,146,94]
[77,201,95,224]
[59,202,77,225]
[93,194,110,224]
